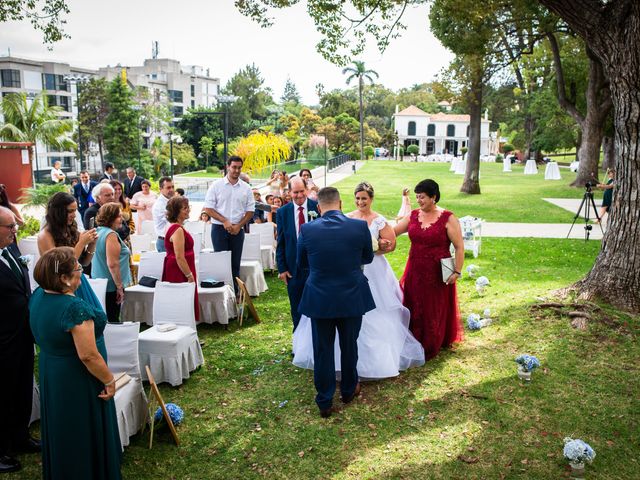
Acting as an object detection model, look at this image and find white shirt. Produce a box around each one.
[293,199,308,237]
[203,177,255,225]
[152,194,170,237]
[0,247,20,272]
[50,167,65,183]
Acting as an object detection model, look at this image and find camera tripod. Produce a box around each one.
[567,186,604,240]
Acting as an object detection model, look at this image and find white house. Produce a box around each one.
[393,105,492,156]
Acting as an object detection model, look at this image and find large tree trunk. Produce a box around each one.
[572,112,604,185]
[601,135,614,171]
[540,0,640,312]
[461,63,482,194]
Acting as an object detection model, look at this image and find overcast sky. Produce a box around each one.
[1,0,453,104]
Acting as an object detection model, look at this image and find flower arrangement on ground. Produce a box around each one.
[154,403,184,426]
[564,437,595,477]
[475,276,490,294]
[466,312,492,330]
[515,354,540,381]
[466,264,480,278]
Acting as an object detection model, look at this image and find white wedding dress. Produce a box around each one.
[292,215,425,379]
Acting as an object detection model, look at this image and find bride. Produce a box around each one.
[292,181,425,379]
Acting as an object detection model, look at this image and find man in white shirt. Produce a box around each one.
[151,177,175,252]
[50,160,66,183]
[203,156,255,294]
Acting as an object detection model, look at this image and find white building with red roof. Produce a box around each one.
[393,105,493,157]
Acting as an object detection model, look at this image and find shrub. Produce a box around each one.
[17,215,41,241]
[502,143,515,154]
[206,166,220,174]
[495,153,504,163]
[461,147,469,155]
[406,145,420,156]
[363,145,375,159]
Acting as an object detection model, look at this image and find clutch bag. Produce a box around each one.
[440,257,456,283]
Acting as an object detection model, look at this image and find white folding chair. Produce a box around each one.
[249,222,276,269]
[203,222,213,250]
[138,282,204,386]
[86,276,108,313]
[130,234,154,254]
[122,252,166,325]
[140,220,156,237]
[240,233,267,296]
[197,251,237,325]
[104,322,148,449]
[184,220,205,239]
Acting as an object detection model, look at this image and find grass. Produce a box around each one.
[337,161,602,223]
[13,162,638,479]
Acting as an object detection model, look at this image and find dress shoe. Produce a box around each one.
[341,382,361,404]
[319,407,333,419]
[16,437,41,453]
[0,455,21,473]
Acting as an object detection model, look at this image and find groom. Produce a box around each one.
[276,176,319,331]
[296,187,375,418]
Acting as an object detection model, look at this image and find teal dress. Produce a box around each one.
[29,288,122,480]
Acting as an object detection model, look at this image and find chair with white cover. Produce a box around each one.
[203,222,213,250]
[249,222,276,269]
[130,234,154,254]
[240,233,268,296]
[103,322,148,448]
[138,282,204,386]
[191,232,202,259]
[121,252,166,325]
[197,251,237,325]
[140,220,156,237]
[183,220,205,244]
[86,276,108,313]
[18,236,40,258]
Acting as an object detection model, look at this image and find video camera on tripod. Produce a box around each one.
[567,178,604,240]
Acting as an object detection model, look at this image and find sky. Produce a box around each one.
[0,0,453,105]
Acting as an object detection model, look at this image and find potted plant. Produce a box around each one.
[514,354,540,381]
[563,437,595,479]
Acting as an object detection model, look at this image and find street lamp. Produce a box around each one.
[216,94,238,167]
[169,133,182,180]
[63,74,90,172]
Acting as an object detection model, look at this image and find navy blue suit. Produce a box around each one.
[276,199,318,331]
[296,210,375,410]
[73,180,97,217]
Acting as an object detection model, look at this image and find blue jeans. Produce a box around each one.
[211,224,244,294]
[156,237,165,253]
[310,316,362,410]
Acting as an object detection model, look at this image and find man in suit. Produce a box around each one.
[276,177,319,331]
[296,187,375,418]
[101,162,115,181]
[123,167,144,199]
[72,170,98,218]
[0,206,39,473]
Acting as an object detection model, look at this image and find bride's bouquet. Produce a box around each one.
[371,236,379,252]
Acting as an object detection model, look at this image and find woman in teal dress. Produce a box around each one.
[91,203,132,322]
[37,192,103,310]
[30,247,121,480]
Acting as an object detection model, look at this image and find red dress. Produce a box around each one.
[162,224,199,321]
[400,209,462,360]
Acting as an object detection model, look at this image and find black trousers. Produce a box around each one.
[211,224,244,294]
[0,331,34,454]
[105,291,121,323]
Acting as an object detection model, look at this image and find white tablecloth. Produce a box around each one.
[544,162,561,180]
[524,160,538,175]
[570,161,579,172]
[454,160,466,175]
[502,159,512,172]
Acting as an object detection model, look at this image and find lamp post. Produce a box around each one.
[63,74,90,172]
[216,94,238,168]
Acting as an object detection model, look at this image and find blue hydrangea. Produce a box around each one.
[467,313,482,330]
[563,438,596,463]
[466,264,480,278]
[483,308,491,318]
[515,354,540,372]
[154,403,184,425]
[475,276,490,288]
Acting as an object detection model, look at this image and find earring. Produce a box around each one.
[65,282,71,287]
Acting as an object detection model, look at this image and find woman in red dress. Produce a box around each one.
[162,196,199,320]
[394,179,464,360]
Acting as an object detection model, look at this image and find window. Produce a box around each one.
[427,124,435,136]
[190,84,195,96]
[191,100,195,108]
[42,73,67,91]
[59,96,70,112]
[168,89,183,103]
[447,124,455,137]
[466,125,470,137]
[170,106,184,117]
[47,95,58,107]
[407,121,416,136]
[1,69,21,88]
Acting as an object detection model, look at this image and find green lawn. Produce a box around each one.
[337,161,600,223]
[13,162,638,480]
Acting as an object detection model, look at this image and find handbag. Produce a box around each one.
[440,257,457,283]
[138,275,158,288]
[200,278,225,288]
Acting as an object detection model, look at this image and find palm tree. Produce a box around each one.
[342,61,378,161]
[0,92,75,181]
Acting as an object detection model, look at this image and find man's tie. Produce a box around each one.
[298,206,305,234]
[84,183,89,193]
[2,249,23,280]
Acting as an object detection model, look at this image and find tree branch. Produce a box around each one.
[547,31,584,126]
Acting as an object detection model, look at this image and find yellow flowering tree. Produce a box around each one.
[232,131,291,174]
